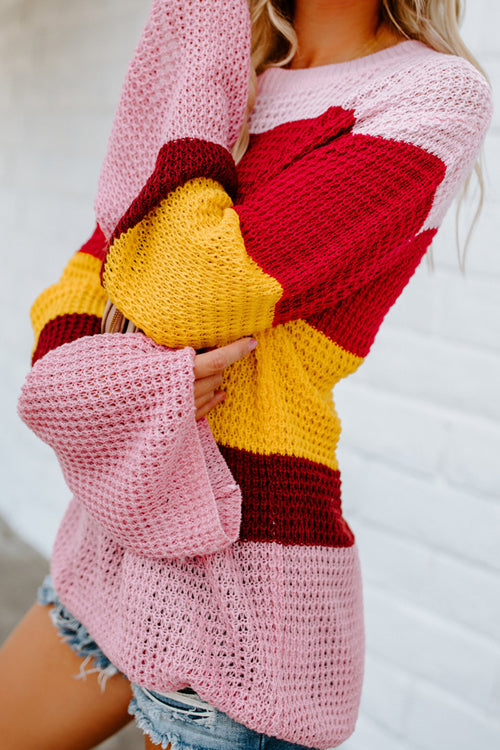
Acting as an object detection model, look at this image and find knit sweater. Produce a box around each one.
[19,29,492,750]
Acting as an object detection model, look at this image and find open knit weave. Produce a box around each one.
[19,0,492,745]
[18,334,242,559]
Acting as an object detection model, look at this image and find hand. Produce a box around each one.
[193,337,257,420]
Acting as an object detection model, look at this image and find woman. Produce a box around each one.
[0,1,492,749]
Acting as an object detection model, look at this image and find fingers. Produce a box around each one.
[193,373,222,418]
[195,391,226,421]
[193,337,257,380]
[193,337,257,421]
[195,387,222,411]
[193,372,222,401]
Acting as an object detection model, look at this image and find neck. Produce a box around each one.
[288,0,402,69]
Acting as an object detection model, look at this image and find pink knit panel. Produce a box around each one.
[50,503,365,750]
[18,333,242,558]
[94,0,251,238]
[249,41,493,233]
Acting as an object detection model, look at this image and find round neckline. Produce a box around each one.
[257,40,427,95]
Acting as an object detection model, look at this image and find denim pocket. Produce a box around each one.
[144,688,213,715]
[136,686,217,729]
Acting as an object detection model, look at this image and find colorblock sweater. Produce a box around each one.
[20,36,492,750]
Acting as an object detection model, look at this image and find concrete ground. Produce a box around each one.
[0,516,143,749]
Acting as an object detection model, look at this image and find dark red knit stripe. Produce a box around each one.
[307,229,438,358]
[79,225,107,262]
[32,313,102,365]
[218,445,355,547]
[111,139,238,243]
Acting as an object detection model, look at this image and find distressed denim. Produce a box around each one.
[37,575,316,750]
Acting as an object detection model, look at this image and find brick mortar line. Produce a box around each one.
[338,445,500,500]
[347,512,500,578]
[336,380,500,431]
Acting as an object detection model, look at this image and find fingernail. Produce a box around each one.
[248,339,258,350]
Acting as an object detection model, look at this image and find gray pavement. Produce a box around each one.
[0,516,143,749]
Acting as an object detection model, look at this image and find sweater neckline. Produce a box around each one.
[257,40,427,95]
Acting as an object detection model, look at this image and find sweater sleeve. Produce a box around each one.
[100,70,493,350]
[30,225,108,365]
[18,333,242,559]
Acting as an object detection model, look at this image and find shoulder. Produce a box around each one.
[354,43,492,161]
[351,43,493,229]
[404,44,491,121]
[363,42,493,135]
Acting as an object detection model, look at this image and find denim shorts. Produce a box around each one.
[37,575,316,750]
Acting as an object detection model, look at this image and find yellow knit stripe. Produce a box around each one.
[103,177,283,349]
[207,319,364,471]
[31,252,107,349]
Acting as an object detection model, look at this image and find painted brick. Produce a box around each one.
[382,260,436,335]
[482,134,500,203]
[12,149,99,196]
[0,420,70,560]
[335,383,448,476]
[354,523,433,601]
[355,523,500,640]
[351,327,500,421]
[444,417,500,497]
[364,587,500,712]
[339,458,500,571]
[359,652,414,736]
[462,0,500,60]
[339,713,409,750]
[22,113,113,157]
[481,58,500,130]
[425,553,500,641]
[433,270,500,352]
[336,449,373,517]
[405,680,500,750]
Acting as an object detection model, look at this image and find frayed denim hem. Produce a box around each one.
[130,684,216,727]
[129,695,203,750]
[129,682,219,749]
[37,573,120,691]
[37,573,60,607]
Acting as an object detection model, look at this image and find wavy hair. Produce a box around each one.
[231,0,488,269]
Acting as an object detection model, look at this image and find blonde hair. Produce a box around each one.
[231,0,488,270]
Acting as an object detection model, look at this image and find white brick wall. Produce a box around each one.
[1,1,499,748]
[337,3,500,747]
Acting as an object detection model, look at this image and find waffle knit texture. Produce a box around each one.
[19,335,243,559]
[18,1,493,745]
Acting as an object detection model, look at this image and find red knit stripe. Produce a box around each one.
[236,106,355,192]
[79,225,107,261]
[218,445,355,547]
[32,314,102,365]
[110,139,238,244]
[235,121,445,328]
[307,229,438,358]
